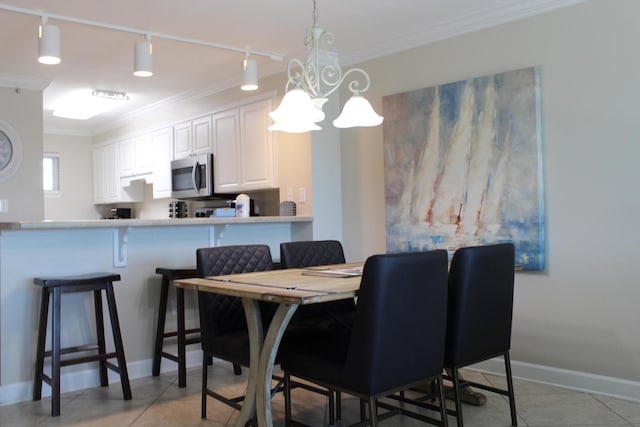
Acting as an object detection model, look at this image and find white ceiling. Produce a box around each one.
[0,0,585,136]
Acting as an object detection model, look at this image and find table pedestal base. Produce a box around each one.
[235,300,298,427]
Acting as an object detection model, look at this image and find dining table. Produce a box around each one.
[174,262,364,427]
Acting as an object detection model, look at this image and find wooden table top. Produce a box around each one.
[174,263,363,305]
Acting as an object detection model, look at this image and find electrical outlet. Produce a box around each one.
[0,199,7,213]
[286,188,294,201]
[298,187,306,204]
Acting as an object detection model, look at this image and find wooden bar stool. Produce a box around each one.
[152,267,201,388]
[33,272,132,416]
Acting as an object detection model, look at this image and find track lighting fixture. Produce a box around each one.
[134,36,153,77]
[38,17,61,65]
[241,55,258,91]
[0,4,283,89]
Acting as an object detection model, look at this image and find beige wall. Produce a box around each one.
[43,133,100,220]
[0,86,44,221]
[339,0,640,382]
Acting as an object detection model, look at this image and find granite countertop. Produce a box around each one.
[0,215,312,231]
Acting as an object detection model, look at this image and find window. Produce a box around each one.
[43,153,60,194]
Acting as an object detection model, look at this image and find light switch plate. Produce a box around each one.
[0,199,7,212]
[298,187,306,204]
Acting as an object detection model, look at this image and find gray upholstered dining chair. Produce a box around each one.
[279,239,346,269]
[280,250,450,427]
[444,243,517,427]
[279,239,356,423]
[196,244,277,419]
[280,240,355,324]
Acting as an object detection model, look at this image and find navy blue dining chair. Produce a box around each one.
[281,250,450,426]
[445,243,517,427]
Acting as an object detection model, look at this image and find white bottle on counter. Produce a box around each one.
[235,193,250,217]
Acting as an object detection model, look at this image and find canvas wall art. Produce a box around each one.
[382,67,545,270]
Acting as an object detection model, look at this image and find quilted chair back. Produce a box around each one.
[196,245,273,353]
[279,240,346,269]
[280,240,354,319]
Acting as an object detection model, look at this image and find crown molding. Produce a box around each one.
[341,0,590,66]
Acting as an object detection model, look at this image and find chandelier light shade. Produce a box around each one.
[38,18,61,65]
[269,0,383,133]
[333,94,384,128]
[269,88,324,133]
[133,38,153,77]
[241,57,258,91]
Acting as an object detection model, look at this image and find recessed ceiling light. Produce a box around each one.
[53,89,130,120]
[92,89,129,101]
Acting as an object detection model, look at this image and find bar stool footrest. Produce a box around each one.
[162,327,201,339]
[59,352,118,367]
[161,352,180,363]
[44,343,101,357]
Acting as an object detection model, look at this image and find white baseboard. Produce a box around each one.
[472,357,640,402]
[3,352,640,407]
[0,349,203,407]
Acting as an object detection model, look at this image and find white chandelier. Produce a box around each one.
[269,0,384,133]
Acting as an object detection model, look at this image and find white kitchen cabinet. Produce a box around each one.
[212,109,241,193]
[173,121,191,160]
[173,116,212,160]
[212,98,275,193]
[93,145,108,204]
[120,135,153,180]
[239,99,274,190]
[151,127,174,199]
[93,142,143,204]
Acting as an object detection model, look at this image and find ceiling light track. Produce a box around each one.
[0,3,284,61]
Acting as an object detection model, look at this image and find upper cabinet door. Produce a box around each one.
[151,127,174,199]
[192,116,212,154]
[173,121,192,160]
[135,136,153,176]
[212,98,275,193]
[104,143,122,201]
[93,146,107,204]
[120,136,152,179]
[240,98,274,190]
[173,117,213,160]
[93,142,144,204]
[212,109,241,193]
[119,138,136,178]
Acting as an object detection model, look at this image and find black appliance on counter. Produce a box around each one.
[110,208,132,219]
[169,201,188,218]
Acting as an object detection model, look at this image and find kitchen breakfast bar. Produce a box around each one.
[0,215,312,405]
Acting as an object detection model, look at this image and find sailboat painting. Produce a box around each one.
[382,67,545,270]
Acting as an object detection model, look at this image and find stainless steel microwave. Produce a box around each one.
[170,153,213,199]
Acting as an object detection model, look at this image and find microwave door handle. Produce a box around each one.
[192,160,200,191]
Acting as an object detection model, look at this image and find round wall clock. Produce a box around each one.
[0,120,23,182]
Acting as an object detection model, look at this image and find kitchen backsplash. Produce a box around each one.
[104,185,280,219]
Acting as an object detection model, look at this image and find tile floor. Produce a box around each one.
[2,363,640,427]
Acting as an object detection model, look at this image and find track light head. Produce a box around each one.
[241,57,258,91]
[38,18,61,65]
[134,38,153,77]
